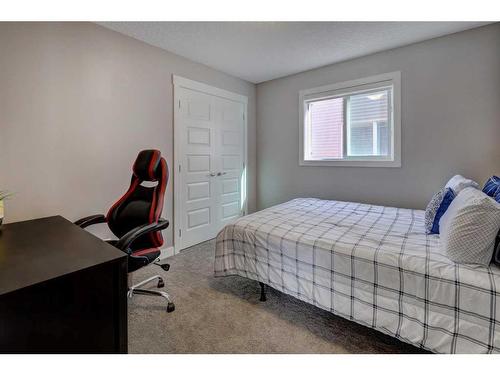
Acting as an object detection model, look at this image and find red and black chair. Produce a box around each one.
[75,149,175,312]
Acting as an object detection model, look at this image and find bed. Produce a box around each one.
[214,198,500,353]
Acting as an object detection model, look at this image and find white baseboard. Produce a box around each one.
[159,246,175,260]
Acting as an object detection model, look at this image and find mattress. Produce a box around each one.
[214,198,500,353]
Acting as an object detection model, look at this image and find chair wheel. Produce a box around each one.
[161,264,170,272]
[157,278,165,288]
[167,302,175,313]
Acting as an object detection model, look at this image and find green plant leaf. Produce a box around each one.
[0,191,13,201]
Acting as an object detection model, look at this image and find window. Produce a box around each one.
[299,72,401,167]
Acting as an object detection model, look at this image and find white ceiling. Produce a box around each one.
[98,22,490,83]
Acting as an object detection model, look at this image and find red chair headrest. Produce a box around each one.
[132,150,162,181]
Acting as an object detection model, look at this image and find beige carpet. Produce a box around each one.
[128,240,428,354]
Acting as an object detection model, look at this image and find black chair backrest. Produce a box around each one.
[106,150,168,250]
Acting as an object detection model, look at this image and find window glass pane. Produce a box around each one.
[377,121,389,155]
[308,97,343,160]
[349,126,373,155]
[347,90,390,157]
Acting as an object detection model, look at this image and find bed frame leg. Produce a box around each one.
[259,282,267,302]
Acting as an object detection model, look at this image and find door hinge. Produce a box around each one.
[178,100,181,109]
[179,229,181,237]
[243,162,245,169]
[178,164,181,172]
[243,113,245,121]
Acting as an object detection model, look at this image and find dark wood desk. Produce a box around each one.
[0,215,128,353]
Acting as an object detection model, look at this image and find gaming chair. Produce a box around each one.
[75,149,174,312]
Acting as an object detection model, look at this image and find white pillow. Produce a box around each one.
[444,174,479,194]
[439,187,500,265]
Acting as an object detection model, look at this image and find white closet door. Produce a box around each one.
[175,84,246,251]
[177,88,218,249]
[215,96,245,230]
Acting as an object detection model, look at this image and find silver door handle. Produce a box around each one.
[217,172,227,176]
[208,172,216,177]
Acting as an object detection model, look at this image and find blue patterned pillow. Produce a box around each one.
[483,176,500,203]
[424,188,456,234]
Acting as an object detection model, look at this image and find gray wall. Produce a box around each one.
[256,23,500,211]
[1,22,499,246]
[0,22,257,246]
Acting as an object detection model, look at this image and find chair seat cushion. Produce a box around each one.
[129,248,161,272]
[133,247,161,258]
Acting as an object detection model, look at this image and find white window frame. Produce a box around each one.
[299,71,401,167]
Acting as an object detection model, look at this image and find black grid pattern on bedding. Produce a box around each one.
[214,198,500,354]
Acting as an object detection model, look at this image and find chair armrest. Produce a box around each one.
[115,218,169,253]
[74,214,106,228]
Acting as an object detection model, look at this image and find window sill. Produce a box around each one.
[299,159,401,168]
